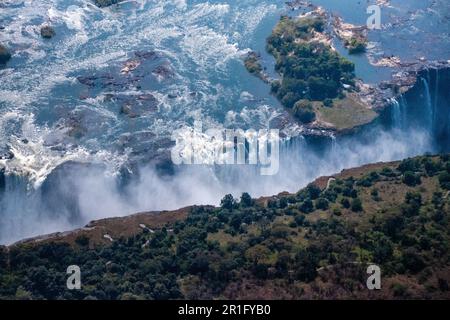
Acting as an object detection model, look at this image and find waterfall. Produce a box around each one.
[434,69,439,115]
[391,98,402,129]
[330,135,337,154]
[399,95,409,129]
[420,77,433,131]
[0,173,40,243]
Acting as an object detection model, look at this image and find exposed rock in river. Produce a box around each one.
[40,25,56,39]
[94,0,124,7]
[0,43,11,64]
[119,93,159,118]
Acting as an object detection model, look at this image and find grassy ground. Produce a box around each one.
[314,95,378,131]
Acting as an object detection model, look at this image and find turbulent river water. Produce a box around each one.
[0,0,449,244]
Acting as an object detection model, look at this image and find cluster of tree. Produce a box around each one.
[0,155,448,299]
[244,52,263,76]
[265,15,355,122]
[345,37,367,54]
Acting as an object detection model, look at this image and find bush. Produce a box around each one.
[299,199,314,213]
[351,198,363,212]
[438,172,450,190]
[323,98,333,107]
[398,158,420,173]
[244,52,263,75]
[295,214,306,226]
[380,167,396,177]
[293,100,316,123]
[315,198,329,210]
[240,192,254,207]
[306,184,321,200]
[401,248,426,274]
[221,194,236,210]
[341,198,351,209]
[75,235,90,247]
[347,38,367,54]
[402,171,421,186]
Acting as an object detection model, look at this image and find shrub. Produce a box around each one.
[315,198,329,210]
[341,198,351,209]
[351,198,363,212]
[295,214,306,226]
[293,100,316,123]
[221,194,236,210]
[347,38,367,54]
[402,171,421,186]
[75,235,90,247]
[240,192,254,207]
[299,199,314,213]
[323,98,333,107]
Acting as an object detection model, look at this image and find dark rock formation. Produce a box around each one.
[119,94,159,118]
[76,51,165,92]
[40,25,56,39]
[152,64,175,80]
[0,167,5,192]
[94,0,124,7]
[0,44,11,64]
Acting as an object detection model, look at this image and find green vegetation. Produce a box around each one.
[346,37,367,54]
[314,96,378,131]
[0,155,449,299]
[244,14,379,131]
[293,100,316,123]
[267,15,356,110]
[244,52,264,80]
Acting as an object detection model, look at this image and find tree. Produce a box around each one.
[402,171,421,186]
[351,198,363,212]
[220,194,236,210]
[295,214,306,226]
[299,199,314,213]
[315,198,329,210]
[295,248,319,282]
[341,198,351,209]
[401,248,426,274]
[323,98,333,107]
[438,172,450,190]
[306,184,321,199]
[293,100,316,123]
[245,245,271,265]
[75,235,90,247]
[240,192,254,207]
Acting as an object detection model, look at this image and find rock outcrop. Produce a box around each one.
[0,44,11,64]
[94,0,124,7]
[40,25,56,39]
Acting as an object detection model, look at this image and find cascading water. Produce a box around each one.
[1,0,449,244]
[421,77,434,131]
[390,98,402,129]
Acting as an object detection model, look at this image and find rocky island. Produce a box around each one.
[246,3,449,135]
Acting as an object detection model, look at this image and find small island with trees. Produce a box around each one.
[245,10,377,132]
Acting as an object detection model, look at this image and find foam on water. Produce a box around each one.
[0,0,449,243]
[1,0,282,183]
